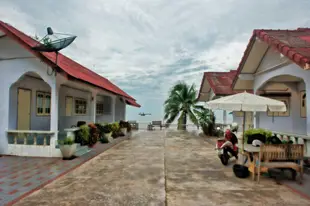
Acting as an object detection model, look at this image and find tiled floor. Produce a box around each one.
[0,137,127,205]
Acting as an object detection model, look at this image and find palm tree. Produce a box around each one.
[163,81,213,130]
[195,108,216,135]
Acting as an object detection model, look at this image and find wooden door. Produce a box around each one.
[17,89,31,130]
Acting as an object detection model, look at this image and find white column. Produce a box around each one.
[253,89,257,129]
[223,110,227,124]
[306,82,310,135]
[50,82,60,151]
[111,96,116,122]
[0,86,10,154]
[90,91,97,123]
[50,83,60,132]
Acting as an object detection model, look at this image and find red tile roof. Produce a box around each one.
[198,70,237,100]
[0,21,140,108]
[232,28,310,88]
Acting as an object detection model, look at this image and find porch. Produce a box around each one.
[4,71,127,157]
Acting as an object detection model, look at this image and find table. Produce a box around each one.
[243,144,261,180]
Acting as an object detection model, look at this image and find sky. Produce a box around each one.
[1,0,310,124]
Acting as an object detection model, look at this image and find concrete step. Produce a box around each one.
[75,144,91,156]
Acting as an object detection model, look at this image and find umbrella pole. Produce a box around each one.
[242,111,246,152]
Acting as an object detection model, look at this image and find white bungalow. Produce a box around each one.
[199,27,310,156]
[0,21,140,157]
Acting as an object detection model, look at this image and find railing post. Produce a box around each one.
[43,136,47,146]
[34,134,37,145]
[14,134,17,144]
[24,134,27,145]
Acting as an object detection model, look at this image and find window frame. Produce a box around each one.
[36,91,51,116]
[74,98,87,115]
[96,102,104,115]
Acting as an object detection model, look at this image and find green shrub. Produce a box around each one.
[244,128,272,143]
[111,122,120,133]
[76,125,90,145]
[58,137,74,145]
[102,124,112,133]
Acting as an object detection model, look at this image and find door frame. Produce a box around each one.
[17,87,32,130]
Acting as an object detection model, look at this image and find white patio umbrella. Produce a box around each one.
[205,91,286,150]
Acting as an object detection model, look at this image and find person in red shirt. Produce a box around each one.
[224,129,238,159]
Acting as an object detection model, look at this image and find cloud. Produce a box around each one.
[1,0,310,122]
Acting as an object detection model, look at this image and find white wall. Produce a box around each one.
[115,97,126,122]
[96,95,113,123]
[9,75,51,130]
[256,84,306,134]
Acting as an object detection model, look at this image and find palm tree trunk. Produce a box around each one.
[183,113,187,130]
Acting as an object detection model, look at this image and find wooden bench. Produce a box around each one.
[256,144,304,183]
[151,121,164,130]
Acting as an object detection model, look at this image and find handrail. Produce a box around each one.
[7,130,55,134]
[272,131,310,140]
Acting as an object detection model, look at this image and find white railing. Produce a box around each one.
[272,131,310,157]
[6,130,62,157]
[7,130,54,146]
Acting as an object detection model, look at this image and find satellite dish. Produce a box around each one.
[31,27,77,76]
[31,27,77,52]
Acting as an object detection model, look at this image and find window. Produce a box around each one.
[75,98,87,115]
[96,102,104,115]
[267,97,290,117]
[65,96,73,116]
[36,92,51,115]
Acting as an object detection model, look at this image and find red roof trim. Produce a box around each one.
[232,28,310,89]
[0,21,140,107]
[125,98,141,108]
[197,72,208,100]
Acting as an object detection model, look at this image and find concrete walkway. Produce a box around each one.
[15,131,310,206]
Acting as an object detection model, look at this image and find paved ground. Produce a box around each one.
[0,137,127,206]
[14,130,310,206]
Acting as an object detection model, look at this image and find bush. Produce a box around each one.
[58,137,74,145]
[102,124,112,133]
[119,120,127,128]
[127,123,132,133]
[111,122,120,133]
[88,123,99,146]
[215,129,224,137]
[244,128,272,143]
[76,125,90,145]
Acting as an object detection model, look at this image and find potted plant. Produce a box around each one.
[244,128,272,144]
[119,120,127,135]
[102,124,113,141]
[58,137,77,160]
[99,133,109,144]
